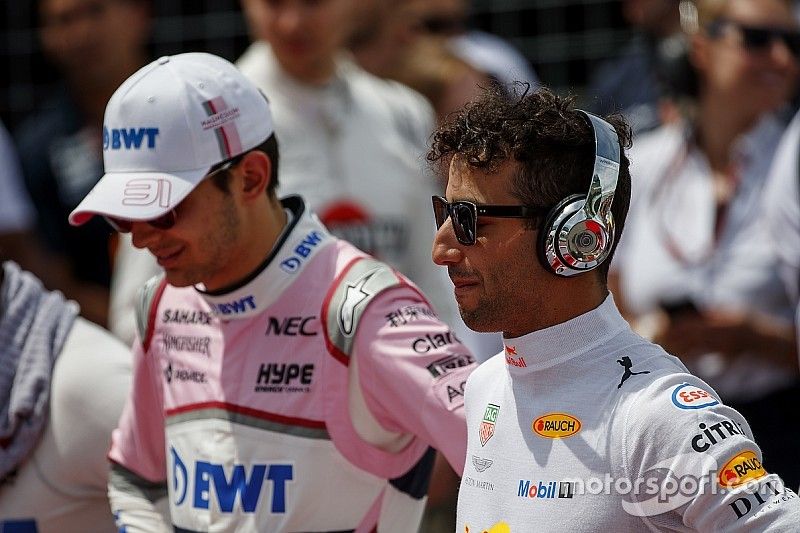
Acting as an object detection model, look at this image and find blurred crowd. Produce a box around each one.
[2,0,800,531]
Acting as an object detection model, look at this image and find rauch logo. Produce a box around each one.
[532,413,581,439]
[718,450,767,489]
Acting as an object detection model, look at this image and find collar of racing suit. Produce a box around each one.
[500,293,629,373]
[194,195,334,320]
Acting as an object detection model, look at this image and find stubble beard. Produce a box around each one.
[174,197,241,288]
[457,291,505,334]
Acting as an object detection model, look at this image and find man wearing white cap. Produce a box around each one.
[70,52,476,532]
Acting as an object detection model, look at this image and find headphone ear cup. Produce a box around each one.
[537,194,585,275]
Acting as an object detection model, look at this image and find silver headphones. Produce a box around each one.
[537,111,621,277]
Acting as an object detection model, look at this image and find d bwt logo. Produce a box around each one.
[103,126,159,150]
[170,447,293,513]
[280,231,326,273]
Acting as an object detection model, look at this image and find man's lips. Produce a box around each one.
[451,277,479,289]
[153,246,184,266]
[277,39,312,56]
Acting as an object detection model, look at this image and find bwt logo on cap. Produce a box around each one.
[103,126,160,150]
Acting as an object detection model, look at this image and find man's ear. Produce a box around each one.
[238,150,271,200]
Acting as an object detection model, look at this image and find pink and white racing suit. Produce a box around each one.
[108,196,476,532]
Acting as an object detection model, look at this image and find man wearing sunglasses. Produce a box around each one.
[69,52,476,532]
[429,85,800,530]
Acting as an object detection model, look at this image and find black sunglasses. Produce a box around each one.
[432,195,543,246]
[106,209,177,233]
[708,18,800,58]
[105,154,245,234]
[418,15,465,35]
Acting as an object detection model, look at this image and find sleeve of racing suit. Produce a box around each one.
[352,284,478,476]
[615,373,800,531]
[107,335,170,532]
[108,463,171,532]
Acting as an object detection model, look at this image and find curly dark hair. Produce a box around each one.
[428,84,633,282]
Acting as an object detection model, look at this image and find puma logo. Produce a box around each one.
[617,356,650,388]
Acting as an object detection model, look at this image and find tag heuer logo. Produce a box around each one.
[479,403,500,446]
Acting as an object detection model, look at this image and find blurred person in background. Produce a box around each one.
[761,86,800,396]
[348,0,493,123]
[0,259,132,532]
[587,0,686,134]
[235,0,445,297]
[402,0,538,90]
[13,0,151,327]
[0,121,43,274]
[235,0,499,354]
[611,0,800,487]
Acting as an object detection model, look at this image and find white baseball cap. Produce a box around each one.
[69,52,273,226]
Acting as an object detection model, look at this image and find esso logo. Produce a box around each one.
[671,383,719,410]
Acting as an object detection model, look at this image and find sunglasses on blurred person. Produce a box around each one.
[707,18,800,58]
[105,154,245,233]
[432,195,544,246]
[416,15,466,36]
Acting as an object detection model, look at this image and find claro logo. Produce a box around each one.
[532,413,581,439]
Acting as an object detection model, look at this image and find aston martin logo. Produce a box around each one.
[472,455,494,473]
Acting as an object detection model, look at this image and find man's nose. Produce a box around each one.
[275,4,303,34]
[130,221,160,250]
[432,218,464,266]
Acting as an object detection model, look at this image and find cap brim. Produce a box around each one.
[69,168,207,226]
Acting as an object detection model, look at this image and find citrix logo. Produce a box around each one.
[690,418,746,452]
[103,126,159,150]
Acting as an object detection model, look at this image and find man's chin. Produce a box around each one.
[458,306,491,333]
[163,270,195,288]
